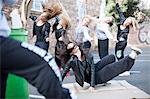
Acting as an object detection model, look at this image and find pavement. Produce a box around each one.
[63,80,150,99]
[29,46,150,99]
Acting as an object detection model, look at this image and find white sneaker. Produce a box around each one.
[131,46,142,55]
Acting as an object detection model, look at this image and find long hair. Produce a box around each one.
[36,12,53,22]
[59,14,71,29]
[82,15,92,23]
[42,3,62,19]
[52,14,71,33]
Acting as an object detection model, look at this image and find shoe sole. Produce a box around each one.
[131,47,142,54]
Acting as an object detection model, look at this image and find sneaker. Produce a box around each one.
[131,46,142,55]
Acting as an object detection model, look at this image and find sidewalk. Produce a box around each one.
[29,47,150,99]
[63,80,150,99]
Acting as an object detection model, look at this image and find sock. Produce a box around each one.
[129,50,137,59]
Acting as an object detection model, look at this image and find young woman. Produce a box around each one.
[95,16,117,59]
[32,12,51,51]
[115,3,139,60]
[1,1,73,98]
[52,14,71,69]
[31,3,63,51]
[62,42,142,91]
[75,15,93,48]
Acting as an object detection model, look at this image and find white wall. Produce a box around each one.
[139,0,150,9]
[31,0,48,12]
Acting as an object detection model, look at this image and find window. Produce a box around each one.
[31,0,44,12]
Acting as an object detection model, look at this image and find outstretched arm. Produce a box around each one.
[115,3,126,24]
[90,56,95,88]
[62,58,74,81]
[86,53,96,92]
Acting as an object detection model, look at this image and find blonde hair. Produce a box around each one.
[59,14,71,29]
[82,15,92,23]
[42,3,62,19]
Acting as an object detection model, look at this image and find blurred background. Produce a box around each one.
[3,0,150,53]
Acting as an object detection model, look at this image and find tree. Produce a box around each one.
[76,0,87,22]
[105,0,140,21]
[99,0,106,19]
[125,0,140,17]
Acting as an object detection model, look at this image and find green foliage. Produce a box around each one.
[125,0,140,17]
[106,0,116,16]
[105,0,140,21]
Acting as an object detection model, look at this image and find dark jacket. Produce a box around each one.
[62,52,95,87]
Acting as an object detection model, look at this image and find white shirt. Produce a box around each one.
[96,22,113,40]
[75,24,92,43]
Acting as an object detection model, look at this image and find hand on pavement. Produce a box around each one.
[88,87,96,92]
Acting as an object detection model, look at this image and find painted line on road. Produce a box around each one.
[138,55,150,56]
[94,59,150,62]
[136,60,150,62]
[29,94,45,99]
[93,55,150,58]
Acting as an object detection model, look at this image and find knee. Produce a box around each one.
[109,54,116,62]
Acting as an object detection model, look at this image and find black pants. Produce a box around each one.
[95,55,134,84]
[0,37,71,99]
[98,39,109,59]
[115,41,127,60]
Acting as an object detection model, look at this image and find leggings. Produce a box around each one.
[98,39,109,59]
[0,37,71,99]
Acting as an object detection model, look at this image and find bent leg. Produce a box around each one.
[98,39,109,59]
[95,55,116,72]
[96,56,135,84]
